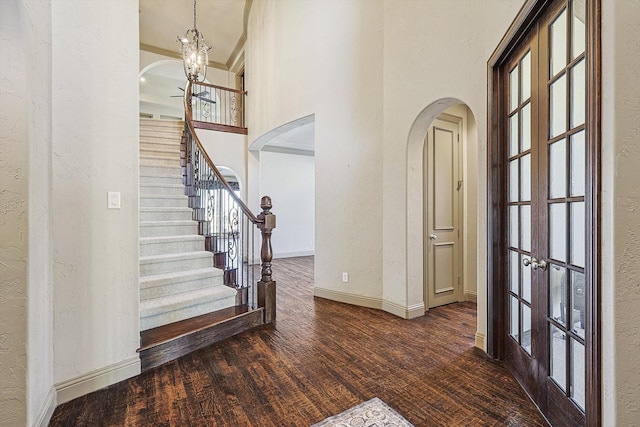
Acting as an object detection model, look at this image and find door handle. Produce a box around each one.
[522,257,548,271]
[429,234,437,241]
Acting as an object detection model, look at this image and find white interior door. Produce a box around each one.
[425,115,462,308]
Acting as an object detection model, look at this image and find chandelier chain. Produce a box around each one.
[193,0,197,30]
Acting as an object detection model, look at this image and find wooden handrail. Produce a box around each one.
[183,81,260,224]
[196,81,247,95]
[183,79,277,316]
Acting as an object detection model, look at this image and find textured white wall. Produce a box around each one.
[51,0,140,385]
[1,1,54,425]
[0,2,29,424]
[247,0,384,301]
[24,0,54,424]
[260,151,315,258]
[601,1,640,424]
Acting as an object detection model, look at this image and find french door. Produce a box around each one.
[488,0,600,425]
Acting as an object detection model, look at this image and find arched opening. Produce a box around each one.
[407,98,481,342]
[139,60,216,121]
[249,115,316,260]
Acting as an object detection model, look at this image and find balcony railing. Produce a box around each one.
[189,81,246,134]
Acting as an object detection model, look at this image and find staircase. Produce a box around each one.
[139,118,237,331]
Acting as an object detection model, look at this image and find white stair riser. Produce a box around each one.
[140,165,182,177]
[140,142,181,153]
[140,255,212,276]
[141,274,223,300]
[140,196,189,208]
[140,294,237,331]
[140,185,185,197]
[140,148,181,159]
[139,134,182,143]
[140,222,198,238]
[140,156,180,167]
[140,237,204,256]
[140,175,183,186]
[140,209,192,222]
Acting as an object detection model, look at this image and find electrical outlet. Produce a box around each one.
[342,272,349,283]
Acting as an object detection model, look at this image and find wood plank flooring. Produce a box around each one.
[50,256,548,426]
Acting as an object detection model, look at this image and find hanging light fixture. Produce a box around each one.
[177,0,211,82]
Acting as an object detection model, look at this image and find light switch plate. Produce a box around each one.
[108,191,121,209]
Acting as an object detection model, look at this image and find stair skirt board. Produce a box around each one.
[139,307,265,372]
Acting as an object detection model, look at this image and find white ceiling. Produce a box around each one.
[139,0,247,68]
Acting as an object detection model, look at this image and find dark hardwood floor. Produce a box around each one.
[50,256,548,426]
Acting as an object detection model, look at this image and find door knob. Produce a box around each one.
[522,257,548,271]
[429,234,437,240]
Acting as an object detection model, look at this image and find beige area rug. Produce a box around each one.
[311,397,414,427]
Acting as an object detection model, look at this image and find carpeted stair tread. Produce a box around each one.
[140,267,224,288]
[140,234,203,244]
[140,286,237,318]
[139,250,213,264]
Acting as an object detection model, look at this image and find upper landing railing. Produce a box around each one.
[182,80,276,323]
[189,81,247,134]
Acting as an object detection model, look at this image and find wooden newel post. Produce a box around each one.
[257,196,276,323]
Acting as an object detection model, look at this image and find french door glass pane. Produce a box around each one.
[570,202,586,267]
[550,9,568,77]
[521,205,531,252]
[509,160,519,202]
[571,59,586,128]
[522,304,532,355]
[510,296,520,340]
[522,258,532,303]
[522,103,532,151]
[510,65,520,111]
[550,266,567,325]
[510,251,520,294]
[550,74,567,138]
[571,270,586,339]
[570,131,586,196]
[510,205,520,248]
[549,138,567,198]
[550,324,567,391]
[522,52,532,101]
[510,113,519,156]
[572,0,586,59]
[521,154,531,201]
[550,203,567,261]
[571,338,586,410]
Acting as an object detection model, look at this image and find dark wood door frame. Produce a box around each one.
[486,0,601,424]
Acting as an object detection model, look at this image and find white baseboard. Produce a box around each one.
[55,356,141,404]
[382,300,425,319]
[274,250,314,259]
[464,290,478,303]
[313,287,425,320]
[33,386,56,427]
[314,287,382,310]
[475,331,486,351]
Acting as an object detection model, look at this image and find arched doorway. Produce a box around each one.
[406,98,482,342]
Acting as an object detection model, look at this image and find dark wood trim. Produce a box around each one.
[138,307,264,372]
[192,120,248,135]
[585,0,602,425]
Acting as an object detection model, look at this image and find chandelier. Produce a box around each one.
[177,0,211,82]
